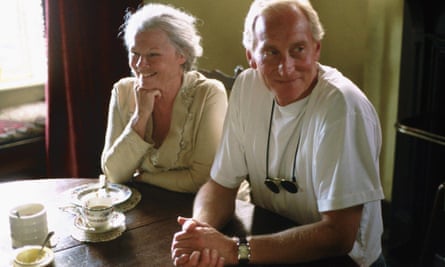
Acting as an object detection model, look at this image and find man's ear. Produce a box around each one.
[246,50,257,69]
[314,41,321,62]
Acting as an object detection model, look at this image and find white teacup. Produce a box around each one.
[9,203,48,249]
[81,196,113,229]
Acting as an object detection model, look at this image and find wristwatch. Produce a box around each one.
[236,236,251,265]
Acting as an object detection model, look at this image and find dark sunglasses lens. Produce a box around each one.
[281,181,298,193]
[265,180,280,193]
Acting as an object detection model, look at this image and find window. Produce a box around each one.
[0,0,46,90]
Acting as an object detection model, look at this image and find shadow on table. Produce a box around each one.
[224,202,358,267]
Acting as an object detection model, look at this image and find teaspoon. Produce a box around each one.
[39,231,54,254]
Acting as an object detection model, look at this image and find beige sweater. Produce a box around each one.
[101,71,228,193]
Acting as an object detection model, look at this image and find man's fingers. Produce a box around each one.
[177,216,190,225]
[177,216,199,231]
[188,251,201,266]
[173,253,190,266]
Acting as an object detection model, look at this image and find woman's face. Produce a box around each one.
[129,29,186,90]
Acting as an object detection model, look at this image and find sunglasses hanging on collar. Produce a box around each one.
[264,100,300,194]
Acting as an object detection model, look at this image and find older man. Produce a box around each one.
[171,0,386,266]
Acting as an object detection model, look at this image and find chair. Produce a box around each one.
[199,65,244,95]
[199,66,250,201]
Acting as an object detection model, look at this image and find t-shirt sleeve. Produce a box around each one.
[313,106,384,212]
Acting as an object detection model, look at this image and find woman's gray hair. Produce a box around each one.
[121,3,203,71]
[242,0,325,51]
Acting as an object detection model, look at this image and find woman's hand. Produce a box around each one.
[134,84,161,120]
[131,83,161,138]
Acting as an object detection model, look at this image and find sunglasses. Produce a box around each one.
[264,100,302,194]
[264,177,298,193]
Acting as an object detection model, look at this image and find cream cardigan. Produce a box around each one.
[101,71,228,193]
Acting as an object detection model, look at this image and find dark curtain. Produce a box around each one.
[44,0,141,177]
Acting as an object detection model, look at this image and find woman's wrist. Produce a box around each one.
[130,114,148,138]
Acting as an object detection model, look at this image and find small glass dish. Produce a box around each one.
[13,245,54,267]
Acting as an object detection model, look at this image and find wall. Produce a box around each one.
[0,84,44,109]
[145,0,251,74]
[312,0,403,200]
[144,0,403,200]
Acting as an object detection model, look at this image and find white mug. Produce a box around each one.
[9,203,48,248]
[81,196,113,229]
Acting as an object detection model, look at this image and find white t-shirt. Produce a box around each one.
[211,64,385,266]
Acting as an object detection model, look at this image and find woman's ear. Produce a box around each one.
[246,50,257,69]
[175,51,187,66]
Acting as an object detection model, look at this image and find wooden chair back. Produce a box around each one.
[199,65,244,95]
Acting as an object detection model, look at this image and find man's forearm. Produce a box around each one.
[193,179,238,229]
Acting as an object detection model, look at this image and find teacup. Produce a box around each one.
[9,203,48,248]
[81,196,113,229]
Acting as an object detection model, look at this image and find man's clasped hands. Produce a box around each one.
[171,217,233,267]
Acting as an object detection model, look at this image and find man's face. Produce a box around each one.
[249,6,321,105]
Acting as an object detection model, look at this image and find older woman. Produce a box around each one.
[101,3,228,193]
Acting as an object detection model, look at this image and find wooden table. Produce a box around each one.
[0,178,356,266]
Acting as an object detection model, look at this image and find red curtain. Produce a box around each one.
[44,0,141,178]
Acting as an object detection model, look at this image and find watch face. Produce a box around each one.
[239,243,250,259]
[237,237,250,264]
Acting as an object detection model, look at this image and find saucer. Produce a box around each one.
[71,211,126,243]
[74,211,125,233]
